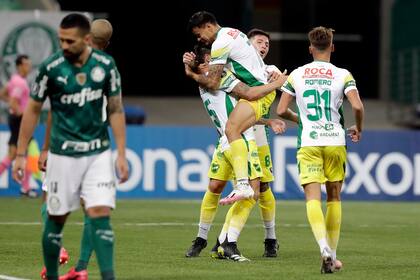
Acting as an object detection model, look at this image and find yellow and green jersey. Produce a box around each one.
[31,48,122,156]
[281,61,358,148]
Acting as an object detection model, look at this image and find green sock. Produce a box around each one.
[90,216,115,280]
[41,203,48,225]
[76,215,93,272]
[42,218,64,280]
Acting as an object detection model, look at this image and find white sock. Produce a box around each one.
[318,238,330,254]
[218,231,227,244]
[197,223,211,240]
[331,249,337,260]
[264,220,276,239]
[227,227,240,243]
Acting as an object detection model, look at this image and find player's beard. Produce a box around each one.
[63,49,83,63]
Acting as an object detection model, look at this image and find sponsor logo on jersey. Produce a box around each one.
[211,163,219,173]
[76,73,87,86]
[91,66,105,83]
[57,75,68,85]
[60,87,102,107]
[303,67,333,79]
[309,131,318,139]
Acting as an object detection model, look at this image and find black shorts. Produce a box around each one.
[8,114,22,146]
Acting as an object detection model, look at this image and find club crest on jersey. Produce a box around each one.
[76,73,87,86]
[91,66,105,83]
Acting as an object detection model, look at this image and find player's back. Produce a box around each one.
[210,27,267,86]
[283,61,357,147]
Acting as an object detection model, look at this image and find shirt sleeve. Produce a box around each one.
[219,69,240,93]
[31,63,50,102]
[344,71,357,95]
[106,58,122,97]
[209,30,234,66]
[281,70,296,96]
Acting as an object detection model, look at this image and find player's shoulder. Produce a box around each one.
[91,48,116,67]
[214,27,240,44]
[41,51,66,73]
[327,62,351,77]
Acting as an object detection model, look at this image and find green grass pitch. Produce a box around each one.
[0,198,419,279]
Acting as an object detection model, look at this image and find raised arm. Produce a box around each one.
[230,72,287,101]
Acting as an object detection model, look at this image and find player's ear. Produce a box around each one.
[84,33,91,45]
[331,43,335,53]
[309,45,313,55]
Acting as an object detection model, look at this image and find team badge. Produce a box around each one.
[76,73,87,86]
[91,66,105,83]
[49,195,61,212]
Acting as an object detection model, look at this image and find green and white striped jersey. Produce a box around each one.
[31,48,122,156]
[281,61,358,148]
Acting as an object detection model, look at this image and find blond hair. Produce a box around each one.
[308,26,334,51]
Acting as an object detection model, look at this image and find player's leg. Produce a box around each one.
[42,153,82,279]
[225,100,257,191]
[298,147,334,273]
[217,140,262,261]
[0,115,19,175]
[186,144,230,257]
[0,145,13,175]
[254,125,279,257]
[82,150,117,280]
[324,146,346,271]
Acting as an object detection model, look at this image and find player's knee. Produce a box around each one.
[208,179,225,194]
[86,206,111,218]
[260,182,269,192]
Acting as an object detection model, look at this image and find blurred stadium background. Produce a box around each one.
[0,0,420,279]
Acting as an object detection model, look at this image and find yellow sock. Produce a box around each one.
[306,199,328,252]
[227,198,256,242]
[198,190,221,239]
[326,201,341,257]
[259,188,276,239]
[218,203,234,243]
[230,139,249,180]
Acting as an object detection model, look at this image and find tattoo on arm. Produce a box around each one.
[197,64,224,89]
[232,83,250,99]
[107,95,124,115]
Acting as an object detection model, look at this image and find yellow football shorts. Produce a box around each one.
[258,144,274,183]
[238,90,276,121]
[208,140,263,181]
[297,146,346,186]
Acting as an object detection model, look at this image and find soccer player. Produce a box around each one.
[13,13,128,280]
[38,18,116,280]
[187,11,281,204]
[183,45,286,261]
[247,28,282,257]
[277,26,364,273]
[0,55,37,197]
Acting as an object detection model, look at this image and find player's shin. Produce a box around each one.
[42,218,64,279]
[90,216,115,280]
[326,201,341,260]
[76,214,93,271]
[306,199,329,253]
[227,198,256,242]
[259,188,276,239]
[198,190,221,239]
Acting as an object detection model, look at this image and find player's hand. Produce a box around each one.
[115,155,129,183]
[38,150,48,172]
[182,52,196,68]
[268,119,286,134]
[347,125,362,142]
[184,64,194,78]
[271,69,288,87]
[12,155,26,184]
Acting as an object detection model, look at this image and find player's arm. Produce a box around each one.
[185,64,224,90]
[276,92,298,123]
[107,93,128,183]
[230,73,287,101]
[13,99,43,182]
[346,89,364,142]
[38,111,52,171]
[257,118,286,134]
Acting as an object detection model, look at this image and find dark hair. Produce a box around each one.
[193,44,211,65]
[247,28,270,40]
[15,54,29,66]
[188,11,217,31]
[308,26,334,51]
[60,13,91,35]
